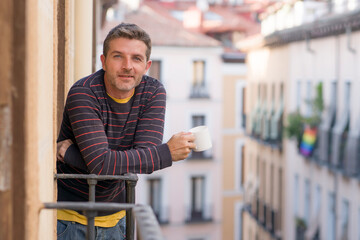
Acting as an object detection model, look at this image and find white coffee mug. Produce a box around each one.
[189,126,212,152]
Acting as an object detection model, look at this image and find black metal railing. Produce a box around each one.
[185,205,213,223]
[246,197,282,240]
[248,113,283,150]
[42,173,165,240]
[189,82,210,99]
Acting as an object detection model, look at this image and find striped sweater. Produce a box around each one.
[57,69,172,214]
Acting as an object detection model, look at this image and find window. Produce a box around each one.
[189,176,206,222]
[270,165,274,206]
[193,61,205,84]
[192,115,205,128]
[148,178,162,222]
[327,192,336,240]
[190,60,208,98]
[277,168,283,232]
[235,203,243,240]
[319,82,337,163]
[261,85,270,140]
[190,115,211,159]
[148,60,162,82]
[304,179,310,224]
[296,81,301,111]
[270,84,284,144]
[294,174,299,216]
[314,185,321,215]
[331,82,350,167]
[341,199,349,240]
[236,81,246,129]
[235,140,245,191]
[306,81,313,117]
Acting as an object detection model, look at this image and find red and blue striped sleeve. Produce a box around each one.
[62,84,172,175]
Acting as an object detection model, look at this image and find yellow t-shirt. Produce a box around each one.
[57,209,126,228]
[107,90,134,103]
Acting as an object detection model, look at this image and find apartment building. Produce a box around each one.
[238,0,360,239]
[221,51,248,240]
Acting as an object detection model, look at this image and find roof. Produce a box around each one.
[102,5,221,48]
[141,0,260,36]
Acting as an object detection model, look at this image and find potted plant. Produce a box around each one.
[284,83,324,156]
[295,217,307,240]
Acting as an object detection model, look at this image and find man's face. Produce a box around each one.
[101,37,151,98]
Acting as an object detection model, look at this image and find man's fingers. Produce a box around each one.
[188,143,197,149]
[56,139,73,162]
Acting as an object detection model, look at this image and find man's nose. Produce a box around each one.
[122,58,133,70]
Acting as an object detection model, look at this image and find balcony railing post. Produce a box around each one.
[87,177,98,240]
[125,173,138,240]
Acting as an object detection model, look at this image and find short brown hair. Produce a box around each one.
[103,23,152,61]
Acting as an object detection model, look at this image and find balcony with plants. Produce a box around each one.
[285,82,359,179]
[284,83,323,161]
[249,98,283,150]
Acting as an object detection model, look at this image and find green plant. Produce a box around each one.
[284,111,304,141]
[295,217,307,230]
[284,82,324,142]
[303,82,324,127]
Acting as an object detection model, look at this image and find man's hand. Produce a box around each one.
[57,139,73,162]
[167,132,196,161]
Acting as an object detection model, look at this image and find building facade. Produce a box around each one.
[239,0,360,239]
[221,53,248,240]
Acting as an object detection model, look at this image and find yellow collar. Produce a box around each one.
[107,90,134,103]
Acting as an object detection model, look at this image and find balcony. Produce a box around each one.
[343,133,360,177]
[304,108,360,180]
[42,173,164,240]
[295,217,307,240]
[248,102,283,150]
[330,109,349,170]
[189,82,210,99]
[246,196,282,240]
[185,205,213,223]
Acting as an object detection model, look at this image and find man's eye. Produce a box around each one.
[134,57,142,62]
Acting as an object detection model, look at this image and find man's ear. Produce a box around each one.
[100,54,106,70]
[145,60,152,72]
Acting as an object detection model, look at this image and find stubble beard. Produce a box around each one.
[109,74,142,92]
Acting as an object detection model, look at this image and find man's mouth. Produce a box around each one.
[118,75,134,79]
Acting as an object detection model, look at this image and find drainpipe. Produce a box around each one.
[306,33,315,54]
[346,25,356,54]
[334,35,340,240]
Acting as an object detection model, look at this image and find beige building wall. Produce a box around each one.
[222,65,247,240]
[0,0,94,238]
[241,45,288,240]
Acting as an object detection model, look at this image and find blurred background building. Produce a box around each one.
[1,0,360,240]
[238,0,360,239]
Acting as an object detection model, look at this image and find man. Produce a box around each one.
[56,23,195,239]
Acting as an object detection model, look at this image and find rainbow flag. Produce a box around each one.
[300,127,317,157]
